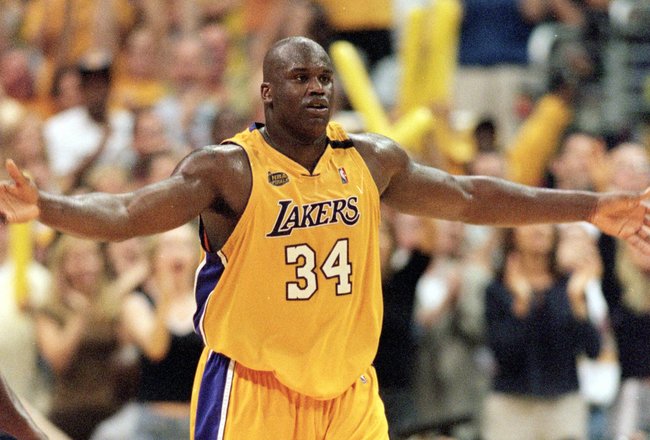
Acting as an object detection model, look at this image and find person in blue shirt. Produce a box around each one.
[482,224,600,440]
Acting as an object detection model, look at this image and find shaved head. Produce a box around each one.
[260,35,334,147]
[262,36,330,82]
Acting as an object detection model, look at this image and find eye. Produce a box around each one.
[295,74,308,82]
[319,75,332,85]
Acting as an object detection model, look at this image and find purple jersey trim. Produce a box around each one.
[194,351,232,440]
[193,252,225,337]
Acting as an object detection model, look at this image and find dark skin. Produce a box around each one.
[1,36,650,255]
[0,373,47,440]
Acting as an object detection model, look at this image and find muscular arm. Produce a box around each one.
[359,133,596,225]
[387,165,598,225]
[38,174,205,241]
[354,133,650,252]
[6,147,238,242]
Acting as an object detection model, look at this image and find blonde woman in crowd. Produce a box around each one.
[34,235,127,440]
[92,223,204,440]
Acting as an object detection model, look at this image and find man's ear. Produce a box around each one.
[261,82,272,104]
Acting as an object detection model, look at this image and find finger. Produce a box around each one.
[5,159,26,186]
[639,223,650,237]
[0,191,39,223]
[628,235,650,256]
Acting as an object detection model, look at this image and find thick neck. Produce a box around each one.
[260,125,328,174]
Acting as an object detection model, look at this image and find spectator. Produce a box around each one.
[0,47,51,118]
[0,221,52,413]
[607,237,650,439]
[21,0,136,98]
[110,27,167,112]
[605,142,650,192]
[84,164,131,195]
[49,66,83,116]
[374,212,431,439]
[454,0,542,145]
[129,107,187,188]
[210,107,250,145]
[91,224,204,440]
[153,35,217,149]
[598,142,650,440]
[42,50,135,192]
[412,219,483,440]
[482,224,601,440]
[199,22,235,111]
[545,128,606,190]
[134,150,186,189]
[34,235,128,440]
[557,222,618,440]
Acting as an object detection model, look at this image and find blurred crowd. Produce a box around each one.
[0,0,649,439]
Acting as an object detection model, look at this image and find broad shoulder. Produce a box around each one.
[174,143,250,182]
[173,142,252,218]
[348,132,411,195]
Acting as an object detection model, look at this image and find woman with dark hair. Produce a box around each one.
[482,224,601,440]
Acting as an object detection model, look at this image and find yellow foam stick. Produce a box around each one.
[425,0,462,105]
[330,40,390,133]
[9,222,32,309]
[388,107,435,153]
[398,6,427,113]
[431,117,475,165]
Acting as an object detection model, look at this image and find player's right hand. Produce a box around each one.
[0,159,40,223]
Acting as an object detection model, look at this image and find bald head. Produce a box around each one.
[262,37,330,82]
[259,35,334,143]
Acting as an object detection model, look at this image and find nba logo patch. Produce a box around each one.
[338,167,348,184]
[360,374,367,384]
[268,171,289,186]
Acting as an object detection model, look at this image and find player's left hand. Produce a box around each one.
[0,159,40,223]
[590,188,650,254]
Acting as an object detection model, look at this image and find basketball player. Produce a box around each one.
[1,36,650,439]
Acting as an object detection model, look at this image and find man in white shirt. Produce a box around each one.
[43,50,134,189]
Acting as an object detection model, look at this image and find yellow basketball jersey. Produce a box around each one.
[194,122,382,399]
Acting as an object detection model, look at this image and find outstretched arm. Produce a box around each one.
[363,134,650,254]
[0,147,228,241]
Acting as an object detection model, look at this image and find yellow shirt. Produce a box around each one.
[22,0,135,63]
[315,0,392,31]
[22,0,135,99]
[194,122,383,399]
[110,75,168,111]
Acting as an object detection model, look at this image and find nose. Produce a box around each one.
[307,77,325,94]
